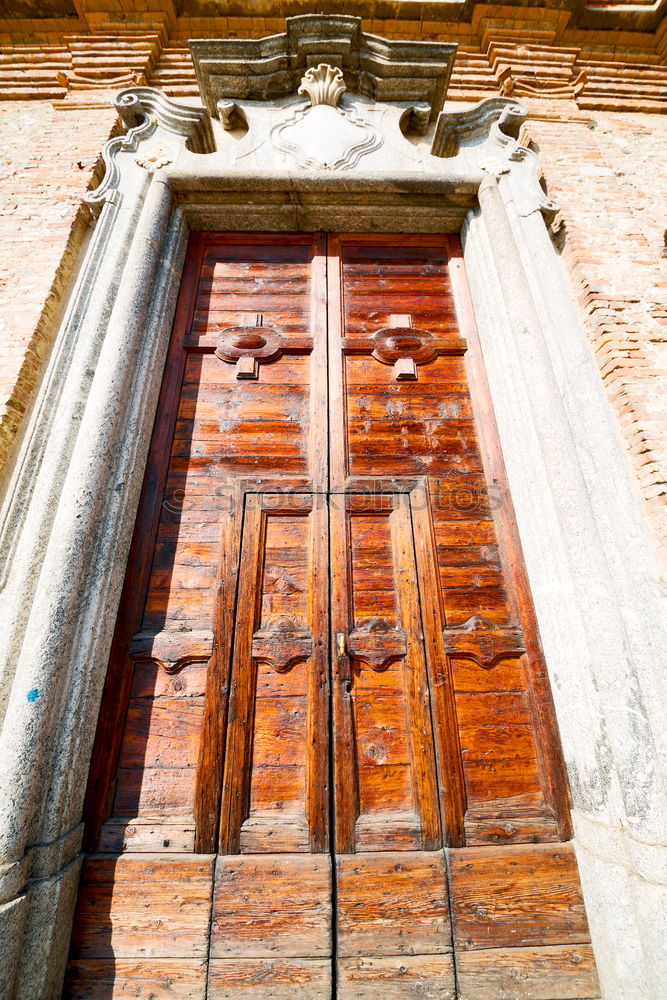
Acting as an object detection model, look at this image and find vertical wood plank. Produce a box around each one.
[447,241,571,839]
[410,482,467,846]
[218,494,265,854]
[195,483,244,852]
[309,232,329,493]
[326,234,348,490]
[390,495,442,851]
[330,493,359,854]
[307,493,330,852]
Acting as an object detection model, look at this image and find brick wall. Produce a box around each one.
[528,111,667,564]
[0,100,115,474]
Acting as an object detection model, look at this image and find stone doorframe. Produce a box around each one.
[0,17,665,999]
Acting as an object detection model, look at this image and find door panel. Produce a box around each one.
[331,492,441,853]
[219,493,329,855]
[331,234,566,846]
[66,233,599,1000]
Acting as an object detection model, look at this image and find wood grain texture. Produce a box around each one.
[69,855,214,959]
[337,955,456,999]
[219,494,329,855]
[64,960,207,999]
[207,959,331,999]
[331,494,442,853]
[336,851,452,957]
[456,944,600,1000]
[447,844,591,951]
[210,854,332,959]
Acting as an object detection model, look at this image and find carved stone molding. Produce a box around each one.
[86,87,214,209]
[432,96,559,221]
[271,70,383,171]
[113,87,215,155]
[190,14,456,122]
[432,98,526,158]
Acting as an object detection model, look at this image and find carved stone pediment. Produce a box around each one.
[190,14,456,124]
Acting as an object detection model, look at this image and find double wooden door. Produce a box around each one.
[66,234,599,1000]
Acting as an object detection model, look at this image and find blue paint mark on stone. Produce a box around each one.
[27,688,39,703]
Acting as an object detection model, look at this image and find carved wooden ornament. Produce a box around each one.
[251,618,313,673]
[130,629,214,673]
[443,615,526,669]
[347,616,408,671]
[370,313,467,380]
[215,313,285,379]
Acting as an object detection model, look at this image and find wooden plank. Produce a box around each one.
[69,855,214,959]
[207,959,330,999]
[308,232,328,490]
[82,234,207,850]
[336,851,451,957]
[464,809,560,846]
[448,844,591,951]
[194,489,243,852]
[218,495,265,854]
[456,944,600,1000]
[337,955,456,1000]
[64,959,207,999]
[448,240,572,838]
[210,855,332,959]
[410,483,467,847]
[117,699,204,769]
[306,493,330,852]
[330,491,359,854]
[98,818,196,853]
[113,766,196,817]
[327,232,348,488]
[390,497,442,850]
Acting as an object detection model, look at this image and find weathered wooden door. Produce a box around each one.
[66,234,599,1000]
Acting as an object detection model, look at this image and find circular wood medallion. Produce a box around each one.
[371,326,438,365]
[215,325,285,363]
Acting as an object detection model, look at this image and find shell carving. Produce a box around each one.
[298,63,346,108]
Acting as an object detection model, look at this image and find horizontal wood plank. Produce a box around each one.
[336,851,451,957]
[337,955,456,999]
[64,959,207,999]
[207,959,331,999]
[69,855,215,960]
[456,944,600,1000]
[210,855,332,959]
[448,845,591,951]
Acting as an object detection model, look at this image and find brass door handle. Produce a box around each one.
[336,632,347,658]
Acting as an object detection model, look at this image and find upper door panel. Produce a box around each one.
[328,234,471,491]
[183,233,328,492]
